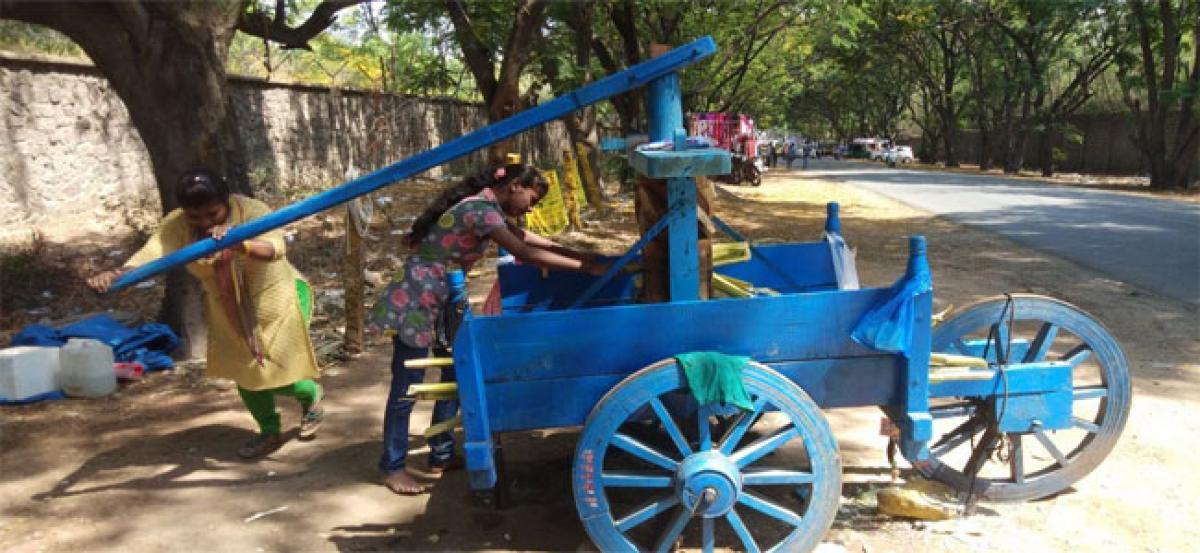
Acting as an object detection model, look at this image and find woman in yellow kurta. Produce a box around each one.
[88,169,322,458]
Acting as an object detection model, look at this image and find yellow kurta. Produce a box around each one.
[125,195,319,390]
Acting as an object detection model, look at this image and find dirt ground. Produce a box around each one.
[1,165,1197,552]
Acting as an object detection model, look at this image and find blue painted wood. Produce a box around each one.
[467,286,892,384]
[921,294,1132,501]
[667,177,700,301]
[928,361,1074,398]
[646,69,683,142]
[497,259,639,312]
[108,36,719,292]
[600,137,629,152]
[572,361,840,552]
[710,215,747,242]
[569,213,672,309]
[825,202,841,234]
[900,236,934,459]
[483,356,901,433]
[996,389,1074,432]
[709,216,813,292]
[628,148,732,178]
[453,313,498,489]
[717,243,837,293]
[950,338,1032,363]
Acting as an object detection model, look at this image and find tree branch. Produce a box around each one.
[237,0,365,50]
[495,0,549,98]
[443,0,499,103]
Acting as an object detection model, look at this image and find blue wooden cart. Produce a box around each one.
[113,37,1131,552]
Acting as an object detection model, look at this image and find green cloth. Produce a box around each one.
[238,380,320,434]
[295,279,313,327]
[675,351,753,411]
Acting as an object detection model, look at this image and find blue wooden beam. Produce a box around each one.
[646,67,683,142]
[568,214,673,309]
[666,177,700,301]
[599,137,628,152]
[628,148,730,178]
[109,36,719,293]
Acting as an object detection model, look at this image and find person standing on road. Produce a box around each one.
[88,169,324,459]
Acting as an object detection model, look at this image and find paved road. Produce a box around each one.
[802,159,1200,305]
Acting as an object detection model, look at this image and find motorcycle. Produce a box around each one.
[716,153,762,186]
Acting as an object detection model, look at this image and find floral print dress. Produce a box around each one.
[370,188,508,348]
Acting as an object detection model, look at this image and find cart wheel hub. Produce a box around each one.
[675,451,740,517]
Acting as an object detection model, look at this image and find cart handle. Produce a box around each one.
[109,37,719,293]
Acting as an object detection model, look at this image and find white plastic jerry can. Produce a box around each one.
[59,338,117,398]
[0,346,62,401]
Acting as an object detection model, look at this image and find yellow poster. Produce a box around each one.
[573,143,594,208]
[525,168,568,236]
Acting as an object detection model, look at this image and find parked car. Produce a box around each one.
[847,138,888,159]
[883,145,915,165]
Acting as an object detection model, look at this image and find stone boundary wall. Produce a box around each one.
[0,53,569,246]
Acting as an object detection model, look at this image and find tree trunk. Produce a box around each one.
[100,24,244,360]
[977,121,993,171]
[3,2,245,358]
[159,270,207,360]
[942,112,959,167]
[564,116,606,208]
[445,0,548,165]
[1038,127,1055,177]
[1003,107,1029,174]
[485,88,524,165]
[1004,133,1026,174]
[566,1,606,209]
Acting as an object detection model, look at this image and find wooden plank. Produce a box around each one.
[466,288,895,386]
[629,148,732,178]
[667,177,700,301]
[485,356,901,432]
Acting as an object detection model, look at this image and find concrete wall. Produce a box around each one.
[0,53,569,246]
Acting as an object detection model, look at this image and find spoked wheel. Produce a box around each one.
[747,165,762,186]
[574,359,840,553]
[921,294,1131,501]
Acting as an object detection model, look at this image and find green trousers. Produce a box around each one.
[237,380,320,435]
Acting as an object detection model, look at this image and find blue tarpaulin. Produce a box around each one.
[851,253,933,357]
[11,314,179,372]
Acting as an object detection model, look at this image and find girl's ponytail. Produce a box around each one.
[405,163,541,247]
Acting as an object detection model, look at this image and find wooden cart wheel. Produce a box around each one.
[921,294,1131,501]
[573,359,840,553]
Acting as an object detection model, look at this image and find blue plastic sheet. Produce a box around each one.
[0,390,66,406]
[851,263,932,356]
[11,314,179,372]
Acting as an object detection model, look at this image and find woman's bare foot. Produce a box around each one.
[382,470,430,495]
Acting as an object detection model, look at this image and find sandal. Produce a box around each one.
[238,433,283,459]
[299,386,325,440]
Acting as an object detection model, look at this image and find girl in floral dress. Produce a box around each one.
[370,164,606,495]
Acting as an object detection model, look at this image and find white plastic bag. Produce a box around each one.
[824,231,860,290]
